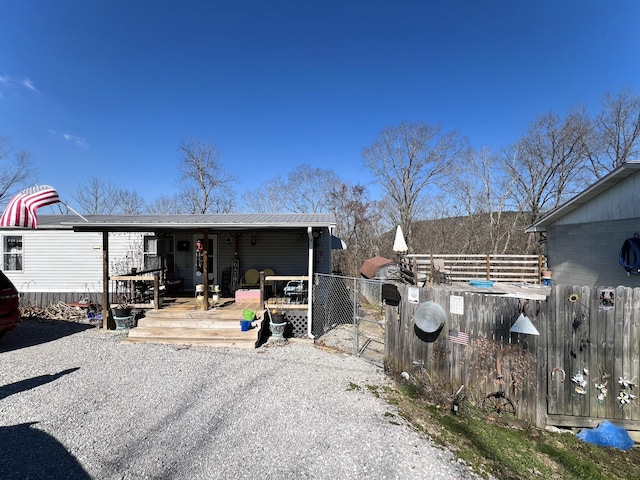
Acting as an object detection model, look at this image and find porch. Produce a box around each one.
[121,294,309,348]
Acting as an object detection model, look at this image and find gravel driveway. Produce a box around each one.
[1,320,478,479]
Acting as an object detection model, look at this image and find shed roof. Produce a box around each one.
[31,213,336,232]
[360,256,395,279]
[526,160,640,233]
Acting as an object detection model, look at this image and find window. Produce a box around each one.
[3,235,23,271]
[143,236,160,271]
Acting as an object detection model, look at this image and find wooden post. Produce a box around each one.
[202,231,209,311]
[102,230,113,330]
[429,254,434,284]
[538,255,543,284]
[153,273,159,310]
[486,254,491,280]
[259,270,265,308]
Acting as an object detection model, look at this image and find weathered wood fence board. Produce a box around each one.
[386,283,640,431]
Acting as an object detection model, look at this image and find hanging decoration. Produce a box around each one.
[617,376,637,406]
[571,369,589,395]
[594,381,608,403]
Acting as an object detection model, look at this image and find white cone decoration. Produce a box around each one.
[510,313,540,335]
[393,225,408,253]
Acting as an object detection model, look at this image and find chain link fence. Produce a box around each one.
[312,273,385,367]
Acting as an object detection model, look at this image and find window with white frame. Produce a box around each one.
[3,235,23,271]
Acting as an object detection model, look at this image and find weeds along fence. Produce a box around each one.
[400,254,545,285]
[386,283,640,431]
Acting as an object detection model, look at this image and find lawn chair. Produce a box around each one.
[240,268,260,288]
[432,259,451,284]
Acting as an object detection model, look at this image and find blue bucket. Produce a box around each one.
[240,320,252,331]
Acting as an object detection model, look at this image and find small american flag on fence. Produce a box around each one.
[448,329,469,345]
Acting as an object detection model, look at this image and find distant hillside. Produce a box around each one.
[378,212,537,258]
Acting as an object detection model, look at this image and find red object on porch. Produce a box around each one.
[235,289,260,302]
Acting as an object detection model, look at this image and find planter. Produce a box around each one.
[269,320,287,338]
[113,307,132,317]
[240,320,252,331]
[113,315,133,331]
[270,313,285,324]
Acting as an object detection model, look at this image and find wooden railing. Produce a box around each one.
[109,273,161,310]
[261,273,309,309]
[400,254,545,285]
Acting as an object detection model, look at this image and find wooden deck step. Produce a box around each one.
[136,317,250,329]
[122,325,258,348]
[119,297,266,348]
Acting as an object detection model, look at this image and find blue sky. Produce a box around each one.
[1,1,639,211]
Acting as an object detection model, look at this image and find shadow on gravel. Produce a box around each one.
[0,367,80,401]
[0,423,91,480]
[0,319,95,353]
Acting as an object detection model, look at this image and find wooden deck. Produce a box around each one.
[121,296,267,348]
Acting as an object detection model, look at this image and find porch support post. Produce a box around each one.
[259,270,265,308]
[202,231,209,311]
[101,229,111,330]
[306,227,314,339]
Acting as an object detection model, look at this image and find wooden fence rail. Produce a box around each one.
[400,254,545,285]
[386,283,640,434]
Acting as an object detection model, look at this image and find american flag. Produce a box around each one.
[0,185,60,229]
[448,329,469,345]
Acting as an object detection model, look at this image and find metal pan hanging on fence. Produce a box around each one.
[413,301,446,333]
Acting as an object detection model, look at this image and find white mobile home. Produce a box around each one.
[1,213,338,307]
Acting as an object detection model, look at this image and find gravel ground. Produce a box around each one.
[0,320,479,480]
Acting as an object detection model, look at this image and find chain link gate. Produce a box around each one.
[312,273,385,367]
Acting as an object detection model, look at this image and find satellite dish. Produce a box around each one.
[413,301,446,333]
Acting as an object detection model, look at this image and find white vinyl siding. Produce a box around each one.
[1,229,145,294]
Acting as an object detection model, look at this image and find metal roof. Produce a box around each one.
[525,161,640,233]
[33,213,336,232]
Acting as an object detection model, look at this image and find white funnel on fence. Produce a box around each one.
[393,225,408,254]
[509,313,539,335]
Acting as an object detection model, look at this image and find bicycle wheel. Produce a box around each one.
[482,392,516,415]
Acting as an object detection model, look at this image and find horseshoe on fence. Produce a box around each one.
[551,367,566,383]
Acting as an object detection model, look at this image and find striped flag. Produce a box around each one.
[0,185,60,229]
[448,329,470,345]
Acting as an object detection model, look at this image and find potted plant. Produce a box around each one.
[269,308,286,324]
[113,294,133,318]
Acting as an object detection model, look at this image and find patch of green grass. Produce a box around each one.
[365,384,380,397]
[398,381,419,399]
[383,380,640,480]
[346,382,361,391]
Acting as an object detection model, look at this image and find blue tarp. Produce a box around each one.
[576,420,634,451]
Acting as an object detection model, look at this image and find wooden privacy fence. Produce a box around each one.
[385,283,640,433]
[400,254,545,285]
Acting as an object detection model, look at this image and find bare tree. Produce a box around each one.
[241,176,288,213]
[117,189,146,215]
[74,177,120,214]
[146,194,184,214]
[593,88,640,175]
[328,182,382,275]
[283,165,339,213]
[447,147,522,254]
[0,135,35,205]
[362,121,467,248]
[504,111,595,252]
[177,139,236,214]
